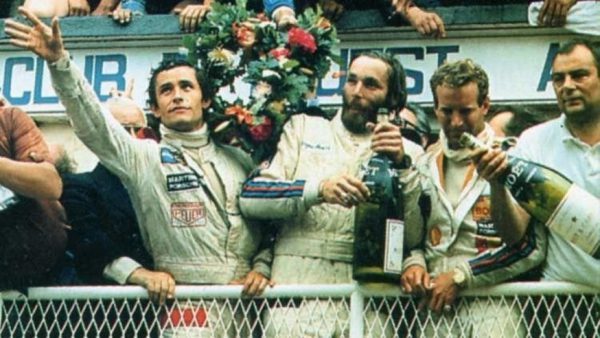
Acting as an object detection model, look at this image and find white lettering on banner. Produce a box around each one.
[0,34,588,113]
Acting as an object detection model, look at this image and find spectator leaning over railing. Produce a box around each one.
[400,59,547,337]
[5,7,273,336]
[0,95,69,291]
[23,0,120,17]
[239,51,424,337]
[112,0,212,32]
[265,0,447,38]
[58,80,155,285]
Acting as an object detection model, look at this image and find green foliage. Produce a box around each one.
[182,2,340,163]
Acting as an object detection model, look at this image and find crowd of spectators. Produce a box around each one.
[0,1,599,336]
[1,0,591,37]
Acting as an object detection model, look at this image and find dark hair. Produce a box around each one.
[429,59,489,107]
[487,104,556,137]
[406,101,431,136]
[146,59,214,108]
[554,39,600,75]
[351,51,407,111]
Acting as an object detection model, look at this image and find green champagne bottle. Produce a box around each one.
[353,109,405,283]
[460,133,600,259]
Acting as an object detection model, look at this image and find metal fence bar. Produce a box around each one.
[350,282,365,338]
[24,282,600,300]
[2,282,598,337]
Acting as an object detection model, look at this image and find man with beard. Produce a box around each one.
[239,51,424,337]
[399,59,546,337]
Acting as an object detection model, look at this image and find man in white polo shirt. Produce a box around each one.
[473,38,600,337]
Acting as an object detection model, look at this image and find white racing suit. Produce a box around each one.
[240,111,424,337]
[48,54,271,337]
[403,134,547,338]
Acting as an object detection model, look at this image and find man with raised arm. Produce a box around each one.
[5,7,271,336]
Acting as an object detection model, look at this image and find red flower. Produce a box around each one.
[269,47,291,60]
[288,27,317,54]
[248,116,273,142]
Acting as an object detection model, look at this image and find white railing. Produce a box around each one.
[1,282,598,337]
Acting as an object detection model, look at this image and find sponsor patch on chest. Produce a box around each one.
[161,147,181,164]
[472,195,498,236]
[167,173,200,191]
[171,202,206,227]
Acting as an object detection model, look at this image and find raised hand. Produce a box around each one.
[4,7,66,63]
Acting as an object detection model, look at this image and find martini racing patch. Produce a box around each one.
[167,173,200,191]
[171,202,206,227]
[472,195,497,236]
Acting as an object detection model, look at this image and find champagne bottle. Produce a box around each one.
[460,133,600,259]
[353,108,405,283]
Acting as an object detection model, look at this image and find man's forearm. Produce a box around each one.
[0,158,61,199]
[490,182,530,245]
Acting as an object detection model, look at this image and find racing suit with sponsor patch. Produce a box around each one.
[48,55,270,337]
[403,131,547,338]
[239,111,424,337]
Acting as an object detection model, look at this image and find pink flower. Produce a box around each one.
[288,27,317,54]
[269,47,291,60]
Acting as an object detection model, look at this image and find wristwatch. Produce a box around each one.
[452,267,467,288]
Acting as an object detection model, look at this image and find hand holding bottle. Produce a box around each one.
[368,119,406,168]
[470,145,510,183]
[319,175,370,208]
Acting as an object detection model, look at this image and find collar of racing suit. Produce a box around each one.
[159,123,210,148]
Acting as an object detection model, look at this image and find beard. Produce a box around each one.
[341,95,381,134]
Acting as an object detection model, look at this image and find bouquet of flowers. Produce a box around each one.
[183,0,340,162]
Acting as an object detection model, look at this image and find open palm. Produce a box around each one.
[4,7,65,63]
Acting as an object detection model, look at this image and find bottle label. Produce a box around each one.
[546,185,600,255]
[384,219,404,274]
[504,158,539,200]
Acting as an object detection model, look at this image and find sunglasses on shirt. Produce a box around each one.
[390,116,428,146]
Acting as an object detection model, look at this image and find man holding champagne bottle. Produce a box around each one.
[240,51,423,337]
[400,59,547,337]
[473,39,600,289]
